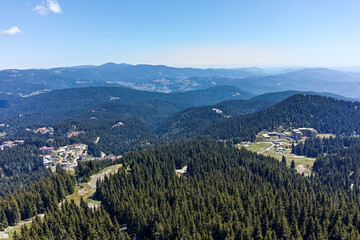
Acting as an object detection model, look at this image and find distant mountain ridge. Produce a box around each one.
[250,90,355,102]
[0,63,265,99]
[236,68,360,98]
[2,62,360,99]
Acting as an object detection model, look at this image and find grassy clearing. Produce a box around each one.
[244,142,272,153]
[65,164,122,205]
[265,149,316,167]
[66,183,93,205]
[239,132,317,172]
[248,145,315,176]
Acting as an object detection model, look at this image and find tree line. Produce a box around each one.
[291,136,360,158]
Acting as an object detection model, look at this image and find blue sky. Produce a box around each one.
[1,0,360,69]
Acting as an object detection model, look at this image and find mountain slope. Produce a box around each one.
[250,90,353,102]
[0,85,254,122]
[200,94,360,140]
[157,99,274,139]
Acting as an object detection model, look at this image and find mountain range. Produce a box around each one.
[2,63,360,99]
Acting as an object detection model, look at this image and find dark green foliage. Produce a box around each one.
[156,99,274,138]
[313,144,360,189]
[0,144,42,177]
[14,199,126,240]
[292,136,360,158]
[0,170,75,230]
[94,141,360,239]
[282,155,287,166]
[290,160,296,170]
[0,144,51,197]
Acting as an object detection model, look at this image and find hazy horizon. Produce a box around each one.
[2,61,360,73]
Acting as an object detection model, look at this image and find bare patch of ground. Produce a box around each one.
[296,164,311,176]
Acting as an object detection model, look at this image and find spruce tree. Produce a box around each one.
[291,160,296,170]
[282,155,287,166]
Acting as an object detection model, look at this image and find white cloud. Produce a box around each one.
[0,26,21,37]
[33,0,62,15]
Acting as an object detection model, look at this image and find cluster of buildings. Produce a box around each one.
[35,127,54,134]
[40,146,53,154]
[0,140,25,151]
[262,128,318,140]
[25,127,54,134]
[41,144,88,168]
[112,122,124,128]
[262,132,288,139]
[67,131,85,138]
[41,143,122,170]
[239,141,251,147]
[0,140,24,151]
[291,128,318,140]
[88,154,122,162]
[272,140,286,153]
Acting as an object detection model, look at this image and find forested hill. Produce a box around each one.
[91,141,360,239]
[193,94,360,141]
[250,90,352,103]
[0,85,253,120]
[157,99,275,139]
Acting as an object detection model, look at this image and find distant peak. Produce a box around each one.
[98,62,130,68]
[100,62,118,67]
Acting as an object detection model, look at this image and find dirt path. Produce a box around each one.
[0,164,122,239]
[65,164,122,206]
[0,214,44,239]
[259,142,275,154]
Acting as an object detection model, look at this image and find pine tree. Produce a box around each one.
[290,160,296,170]
[0,207,8,230]
[282,156,287,166]
[6,196,21,226]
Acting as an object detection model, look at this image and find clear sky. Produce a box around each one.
[1,0,360,69]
